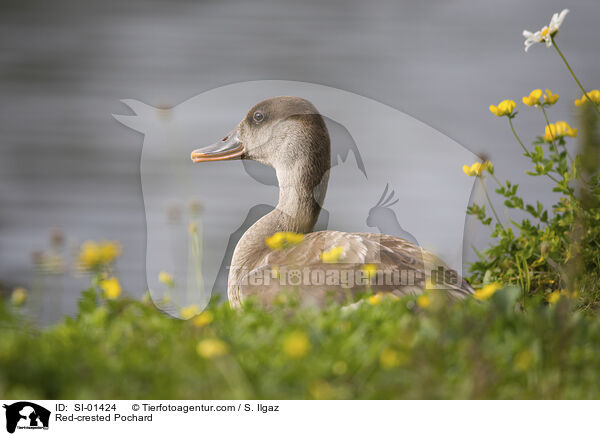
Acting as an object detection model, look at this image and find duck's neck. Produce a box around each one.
[228,162,329,290]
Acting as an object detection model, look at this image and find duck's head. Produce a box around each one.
[191,96,330,175]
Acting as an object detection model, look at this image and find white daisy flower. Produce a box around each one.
[548,9,569,35]
[522,9,569,52]
[522,30,544,52]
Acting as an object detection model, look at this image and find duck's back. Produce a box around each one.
[230,230,473,307]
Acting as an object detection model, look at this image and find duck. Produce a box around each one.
[191,96,473,308]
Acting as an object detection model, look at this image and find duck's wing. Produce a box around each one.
[235,231,472,307]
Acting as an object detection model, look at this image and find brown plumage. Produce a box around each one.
[191,96,473,308]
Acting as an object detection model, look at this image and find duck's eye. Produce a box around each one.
[253,112,264,123]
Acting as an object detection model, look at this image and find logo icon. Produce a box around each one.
[3,402,50,434]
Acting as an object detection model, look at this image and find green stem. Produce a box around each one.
[515,254,525,300]
[564,146,574,163]
[490,173,503,187]
[508,117,531,157]
[480,177,504,230]
[551,36,600,117]
[509,116,562,184]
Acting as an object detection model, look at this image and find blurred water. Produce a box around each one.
[0,0,598,322]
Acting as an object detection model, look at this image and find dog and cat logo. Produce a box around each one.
[3,402,50,433]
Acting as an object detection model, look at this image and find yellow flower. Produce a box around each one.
[489,99,516,117]
[543,89,559,105]
[361,263,378,280]
[481,161,493,175]
[10,287,27,306]
[522,89,542,106]
[321,246,345,263]
[79,241,101,268]
[158,271,175,288]
[196,338,229,359]
[368,293,382,305]
[547,290,561,304]
[79,241,121,270]
[416,294,431,308]
[462,161,492,177]
[265,232,304,250]
[283,330,311,358]
[555,121,577,137]
[574,89,600,107]
[473,282,502,301]
[100,277,121,299]
[192,310,214,327]
[380,348,402,369]
[180,304,200,319]
[547,289,578,304]
[99,242,121,263]
[544,121,577,141]
[543,124,557,142]
[531,255,545,267]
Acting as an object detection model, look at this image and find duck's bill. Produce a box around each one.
[190,130,245,163]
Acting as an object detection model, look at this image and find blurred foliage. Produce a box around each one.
[1,284,599,399]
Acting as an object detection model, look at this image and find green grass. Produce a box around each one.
[1,286,599,399]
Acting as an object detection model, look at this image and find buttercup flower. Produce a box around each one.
[555,121,577,137]
[192,310,214,327]
[321,246,345,263]
[544,121,577,141]
[100,277,121,299]
[489,100,516,117]
[180,304,200,319]
[462,161,493,177]
[196,338,229,359]
[11,287,28,306]
[543,124,557,142]
[283,331,311,358]
[416,294,430,308]
[574,89,600,107]
[473,282,502,301]
[522,89,543,106]
[368,293,382,305]
[361,263,378,280]
[544,89,559,105]
[79,240,122,270]
[523,9,569,51]
[265,232,304,250]
[547,290,561,304]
